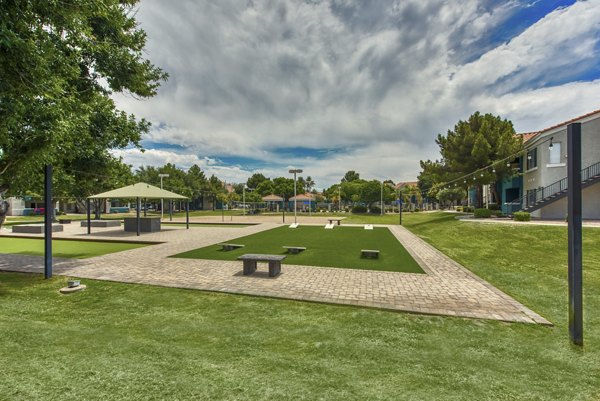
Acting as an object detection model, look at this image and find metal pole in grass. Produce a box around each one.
[289,168,302,224]
[567,122,583,346]
[159,173,169,220]
[86,198,91,235]
[44,164,52,279]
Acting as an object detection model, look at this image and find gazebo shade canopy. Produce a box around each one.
[262,194,284,201]
[88,182,188,200]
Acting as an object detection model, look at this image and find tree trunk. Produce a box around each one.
[490,183,500,206]
[476,185,483,208]
[0,200,8,229]
[94,199,101,219]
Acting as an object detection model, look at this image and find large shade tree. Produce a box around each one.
[421,112,523,208]
[0,1,167,198]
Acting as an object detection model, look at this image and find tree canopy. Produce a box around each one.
[419,112,523,206]
[0,0,167,195]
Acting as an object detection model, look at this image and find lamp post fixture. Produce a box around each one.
[288,168,303,224]
[158,174,169,220]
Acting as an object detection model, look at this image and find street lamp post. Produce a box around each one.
[288,169,303,224]
[159,173,169,220]
[380,181,384,216]
[243,185,246,216]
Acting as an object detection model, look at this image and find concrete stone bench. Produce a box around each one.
[237,254,286,277]
[12,224,64,234]
[328,218,343,225]
[361,249,380,259]
[219,243,245,251]
[283,246,306,254]
[80,220,121,228]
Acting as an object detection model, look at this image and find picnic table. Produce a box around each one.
[327,218,344,226]
[237,254,286,277]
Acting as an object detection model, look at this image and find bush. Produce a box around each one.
[456,206,463,212]
[487,203,500,211]
[369,206,381,214]
[474,208,492,218]
[513,212,531,221]
[351,205,367,214]
[463,206,474,213]
[414,208,420,212]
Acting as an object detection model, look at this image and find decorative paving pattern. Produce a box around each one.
[0,222,551,325]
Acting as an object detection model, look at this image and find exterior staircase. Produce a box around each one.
[517,161,600,213]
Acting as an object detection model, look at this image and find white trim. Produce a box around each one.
[525,166,538,173]
[546,163,566,168]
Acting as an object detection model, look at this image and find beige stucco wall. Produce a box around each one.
[526,114,600,220]
[531,182,600,220]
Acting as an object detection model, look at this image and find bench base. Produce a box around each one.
[12,224,64,234]
[361,249,380,259]
[220,244,244,251]
[242,260,281,277]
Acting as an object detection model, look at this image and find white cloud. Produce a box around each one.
[113,0,600,188]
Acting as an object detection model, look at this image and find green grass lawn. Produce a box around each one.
[0,237,149,259]
[1,212,599,400]
[171,225,423,273]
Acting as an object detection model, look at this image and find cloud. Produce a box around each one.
[113,0,600,189]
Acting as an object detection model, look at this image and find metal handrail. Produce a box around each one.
[514,161,600,211]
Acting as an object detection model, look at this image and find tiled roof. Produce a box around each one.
[521,108,600,139]
[395,181,418,189]
[289,193,315,201]
[262,194,284,201]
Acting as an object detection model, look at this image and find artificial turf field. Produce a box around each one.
[172,225,424,273]
[0,237,149,259]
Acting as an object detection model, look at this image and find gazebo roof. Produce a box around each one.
[88,182,188,200]
[262,194,284,201]
[289,193,315,201]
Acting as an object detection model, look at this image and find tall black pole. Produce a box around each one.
[136,197,141,237]
[567,122,583,346]
[185,200,189,229]
[44,164,52,279]
[169,199,173,221]
[399,200,402,225]
[86,198,91,235]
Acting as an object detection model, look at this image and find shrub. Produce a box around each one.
[414,208,420,212]
[513,212,531,221]
[474,208,492,218]
[351,205,367,214]
[463,206,474,213]
[456,206,463,212]
[487,203,500,211]
[369,206,381,214]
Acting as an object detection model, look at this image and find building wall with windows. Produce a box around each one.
[524,110,600,219]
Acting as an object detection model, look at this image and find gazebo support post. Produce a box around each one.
[169,199,173,221]
[86,198,91,234]
[136,197,141,236]
[186,200,189,229]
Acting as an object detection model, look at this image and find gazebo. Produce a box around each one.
[262,194,284,212]
[87,182,189,236]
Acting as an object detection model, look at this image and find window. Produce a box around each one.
[549,142,561,164]
[527,148,537,170]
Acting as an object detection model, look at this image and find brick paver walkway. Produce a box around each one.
[0,222,550,325]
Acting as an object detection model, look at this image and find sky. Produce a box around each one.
[112,0,600,190]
